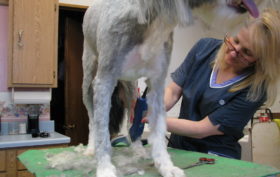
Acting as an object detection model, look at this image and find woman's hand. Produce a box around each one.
[141,116,148,123]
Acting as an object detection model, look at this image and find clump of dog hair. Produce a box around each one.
[46,144,153,176]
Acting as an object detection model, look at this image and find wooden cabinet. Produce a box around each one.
[0,144,68,177]
[0,151,6,172]
[8,0,58,87]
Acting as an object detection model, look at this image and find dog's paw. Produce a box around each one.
[160,166,186,177]
[96,164,117,177]
[83,147,94,156]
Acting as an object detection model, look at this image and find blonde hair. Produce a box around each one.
[215,9,280,106]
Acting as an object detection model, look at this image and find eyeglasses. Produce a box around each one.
[224,34,256,65]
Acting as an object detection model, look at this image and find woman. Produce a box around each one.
[164,9,280,159]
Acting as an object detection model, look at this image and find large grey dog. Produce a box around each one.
[82,0,258,177]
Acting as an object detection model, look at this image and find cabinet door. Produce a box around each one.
[8,0,58,87]
[6,150,16,175]
[0,173,6,177]
[0,150,6,172]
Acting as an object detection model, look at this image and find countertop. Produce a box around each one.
[0,132,70,149]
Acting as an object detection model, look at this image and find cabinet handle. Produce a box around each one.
[17,30,24,47]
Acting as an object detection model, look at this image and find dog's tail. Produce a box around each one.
[109,81,136,137]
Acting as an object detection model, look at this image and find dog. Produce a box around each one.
[81,1,258,177]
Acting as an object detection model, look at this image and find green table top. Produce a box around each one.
[18,146,280,177]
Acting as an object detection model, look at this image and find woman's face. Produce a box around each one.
[224,27,258,71]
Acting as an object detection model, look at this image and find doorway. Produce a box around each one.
[51,8,88,146]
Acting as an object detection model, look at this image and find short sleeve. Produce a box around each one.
[171,38,221,87]
[171,39,204,87]
[208,91,265,136]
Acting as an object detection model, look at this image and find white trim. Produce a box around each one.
[209,66,250,89]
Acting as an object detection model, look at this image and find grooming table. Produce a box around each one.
[18,146,280,177]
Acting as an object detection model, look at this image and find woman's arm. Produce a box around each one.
[164,81,183,111]
[142,81,182,123]
[166,116,224,139]
[164,81,224,139]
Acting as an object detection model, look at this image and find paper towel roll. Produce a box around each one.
[12,88,51,104]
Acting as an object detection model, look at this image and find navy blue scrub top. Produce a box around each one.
[168,38,266,159]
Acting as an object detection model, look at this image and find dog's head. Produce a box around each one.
[137,0,259,27]
[188,0,259,25]
[189,0,259,18]
[188,0,260,33]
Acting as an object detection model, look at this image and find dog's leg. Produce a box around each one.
[93,74,118,177]
[146,45,186,176]
[82,40,97,155]
[146,78,186,177]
